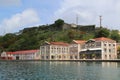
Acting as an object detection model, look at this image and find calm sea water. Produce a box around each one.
[0,61,120,80]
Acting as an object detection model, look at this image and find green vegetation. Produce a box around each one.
[117,46,120,59]
[95,28,110,38]
[0,19,120,52]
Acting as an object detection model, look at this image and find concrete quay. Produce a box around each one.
[1,59,120,62]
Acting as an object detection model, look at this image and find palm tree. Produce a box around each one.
[92,53,96,59]
[82,54,86,59]
[117,46,120,59]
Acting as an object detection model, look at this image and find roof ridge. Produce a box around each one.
[50,41,69,46]
[73,40,86,44]
[94,37,115,42]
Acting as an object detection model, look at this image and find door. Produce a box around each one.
[16,56,19,60]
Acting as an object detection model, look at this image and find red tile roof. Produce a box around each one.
[7,50,39,55]
[94,37,116,42]
[73,40,86,44]
[50,42,69,46]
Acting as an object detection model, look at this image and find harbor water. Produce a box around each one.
[0,61,120,80]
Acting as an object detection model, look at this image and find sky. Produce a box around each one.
[0,0,120,35]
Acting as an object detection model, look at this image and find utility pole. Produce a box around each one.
[76,14,78,25]
[99,15,102,28]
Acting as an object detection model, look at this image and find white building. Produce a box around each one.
[69,40,86,60]
[1,50,40,60]
[80,37,117,60]
[40,41,69,60]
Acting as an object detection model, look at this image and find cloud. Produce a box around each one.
[54,0,120,29]
[0,0,21,6]
[0,9,40,35]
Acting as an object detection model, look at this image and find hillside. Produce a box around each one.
[0,19,120,52]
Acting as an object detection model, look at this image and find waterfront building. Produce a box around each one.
[1,50,40,60]
[40,41,69,60]
[0,37,117,60]
[80,37,117,60]
[69,40,86,60]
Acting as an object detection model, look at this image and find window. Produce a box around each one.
[109,44,111,46]
[51,56,55,59]
[109,55,111,58]
[113,44,115,46]
[104,44,106,46]
[96,42,101,46]
[70,56,73,59]
[75,56,77,59]
[59,55,61,59]
[109,49,111,53]
[46,56,49,59]
[104,48,107,52]
[105,55,107,58]
[42,56,44,59]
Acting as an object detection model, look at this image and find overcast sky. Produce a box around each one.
[0,0,120,35]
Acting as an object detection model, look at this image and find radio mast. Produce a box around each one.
[76,14,78,25]
[99,15,102,28]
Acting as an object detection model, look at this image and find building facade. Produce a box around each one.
[69,40,85,60]
[40,41,69,60]
[1,50,40,60]
[80,37,117,60]
[40,37,117,60]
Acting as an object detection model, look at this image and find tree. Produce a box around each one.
[67,30,75,39]
[92,53,96,59]
[1,33,17,50]
[55,19,64,26]
[95,28,110,38]
[110,30,120,42]
[54,19,64,30]
[117,46,120,59]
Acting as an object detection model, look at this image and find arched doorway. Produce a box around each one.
[51,55,55,59]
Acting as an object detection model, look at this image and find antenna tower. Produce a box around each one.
[99,15,102,28]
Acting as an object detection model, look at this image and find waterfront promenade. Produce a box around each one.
[40,59,120,62]
[1,59,120,62]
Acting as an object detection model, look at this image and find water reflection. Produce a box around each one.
[102,62,118,68]
[101,62,120,80]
